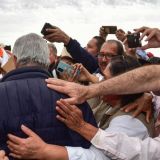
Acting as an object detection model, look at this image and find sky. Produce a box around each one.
[0,0,160,56]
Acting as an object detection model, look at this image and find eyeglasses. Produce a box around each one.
[98,54,117,59]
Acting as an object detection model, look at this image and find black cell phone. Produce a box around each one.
[102,26,117,34]
[4,45,11,51]
[41,23,56,36]
[127,33,142,48]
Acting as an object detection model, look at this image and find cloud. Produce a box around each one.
[0,0,159,11]
[0,0,160,56]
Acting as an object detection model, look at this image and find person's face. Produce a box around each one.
[49,46,57,64]
[102,63,121,106]
[84,38,98,56]
[115,30,125,42]
[98,42,118,72]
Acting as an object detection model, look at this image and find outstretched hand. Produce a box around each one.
[56,99,86,132]
[134,26,160,50]
[7,125,47,159]
[46,78,89,104]
[121,93,152,123]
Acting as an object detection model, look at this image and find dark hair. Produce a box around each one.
[93,36,105,52]
[107,39,125,56]
[109,55,143,107]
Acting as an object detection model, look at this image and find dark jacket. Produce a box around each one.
[0,66,97,159]
[66,39,99,73]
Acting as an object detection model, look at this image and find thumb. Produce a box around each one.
[21,125,37,137]
[141,44,149,50]
[146,111,151,123]
[64,97,82,105]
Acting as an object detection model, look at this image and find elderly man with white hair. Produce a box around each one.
[0,33,97,159]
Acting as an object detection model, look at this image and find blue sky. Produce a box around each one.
[0,0,160,55]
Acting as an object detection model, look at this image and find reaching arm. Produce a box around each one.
[46,65,160,104]
[89,65,160,98]
[91,129,160,160]
[7,125,68,160]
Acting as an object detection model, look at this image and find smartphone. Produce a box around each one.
[4,45,11,51]
[127,33,142,48]
[56,61,80,76]
[102,26,117,34]
[41,23,56,36]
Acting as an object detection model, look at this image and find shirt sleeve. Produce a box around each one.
[66,146,109,160]
[91,129,160,160]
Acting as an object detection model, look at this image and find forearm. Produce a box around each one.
[41,144,68,160]
[86,65,160,99]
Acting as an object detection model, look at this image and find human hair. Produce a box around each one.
[109,55,143,106]
[13,33,50,68]
[93,36,105,52]
[48,43,57,55]
[107,39,125,56]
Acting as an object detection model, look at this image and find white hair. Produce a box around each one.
[13,33,50,67]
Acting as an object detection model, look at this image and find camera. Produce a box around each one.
[102,26,117,34]
[41,23,56,36]
[127,33,142,48]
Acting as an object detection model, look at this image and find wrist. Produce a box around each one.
[63,34,70,45]
[38,143,49,160]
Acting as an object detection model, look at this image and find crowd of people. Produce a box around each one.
[0,25,160,160]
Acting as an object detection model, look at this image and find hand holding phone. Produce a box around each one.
[102,26,117,34]
[127,33,142,48]
[41,23,56,36]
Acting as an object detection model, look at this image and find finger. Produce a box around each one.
[56,115,67,124]
[145,30,156,41]
[4,156,9,160]
[146,110,151,123]
[9,153,22,159]
[7,141,21,152]
[140,44,149,50]
[60,99,77,111]
[132,107,143,118]
[0,150,5,157]
[46,28,58,32]
[121,103,137,112]
[56,106,69,118]
[45,78,66,86]
[56,100,71,114]
[21,125,38,137]
[8,134,24,145]
[134,26,148,33]
[47,84,67,94]
[139,29,149,41]
[64,97,80,105]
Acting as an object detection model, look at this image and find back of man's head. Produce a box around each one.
[13,33,50,68]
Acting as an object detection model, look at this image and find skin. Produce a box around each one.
[98,41,118,71]
[84,38,99,57]
[0,150,8,160]
[7,100,97,160]
[45,27,160,104]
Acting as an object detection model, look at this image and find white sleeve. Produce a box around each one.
[66,146,109,160]
[91,129,160,160]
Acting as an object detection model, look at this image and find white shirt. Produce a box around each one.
[91,129,160,160]
[66,115,149,160]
